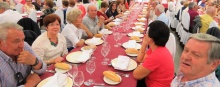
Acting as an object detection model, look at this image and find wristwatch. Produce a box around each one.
[31,58,39,66]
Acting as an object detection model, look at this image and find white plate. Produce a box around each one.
[131,27,145,30]
[126,52,138,56]
[113,18,122,22]
[36,11,42,13]
[55,65,72,73]
[85,39,104,45]
[122,42,141,49]
[37,77,73,87]
[133,39,142,43]
[66,51,83,63]
[103,74,122,85]
[21,14,28,16]
[111,58,137,71]
[98,30,113,35]
[128,33,144,37]
[134,22,145,26]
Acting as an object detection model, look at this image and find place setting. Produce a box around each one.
[122,40,141,49]
[128,31,144,37]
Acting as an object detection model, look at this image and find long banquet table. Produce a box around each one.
[40,3,148,87]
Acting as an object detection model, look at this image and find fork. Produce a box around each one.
[115,72,130,77]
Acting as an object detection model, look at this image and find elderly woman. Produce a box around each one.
[32,14,68,65]
[97,1,114,24]
[61,8,93,52]
[133,21,174,87]
[22,0,35,14]
[105,1,122,19]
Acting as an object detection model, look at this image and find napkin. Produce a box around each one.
[88,37,101,45]
[114,55,130,70]
[127,40,136,48]
[99,29,109,34]
[132,31,140,36]
[42,73,68,87]
[76,49,93,63]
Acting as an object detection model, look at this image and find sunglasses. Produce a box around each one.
[15,72,25,86]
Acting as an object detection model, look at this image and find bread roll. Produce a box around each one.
[136,29,144,33]
[103,71,120,82]
[83,45,97,50]
[54,63,70,70]
[130,36,141,41]
[125,48,139,54]
[94,34,103,38]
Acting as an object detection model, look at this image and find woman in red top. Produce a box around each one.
[97,1,114,24]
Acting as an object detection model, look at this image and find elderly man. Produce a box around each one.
[146,0,158,20]
[0,2,22,23]
[171,33,220,86]
[0,22,47,87]
[154,4,169,25]
[188,2,199,33]
[82,5,105,35]
[200,6,216,33]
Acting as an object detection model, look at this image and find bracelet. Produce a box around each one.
[31,58,39,66]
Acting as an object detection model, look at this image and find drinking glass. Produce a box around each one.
[117,32,122,46]
[86,60,96,84]
[68,64,78,78]
[101,43,110,65]
[113,32,119,47]
[73,71,84,87]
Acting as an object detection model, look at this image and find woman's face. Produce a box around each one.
[46,20,60,34]
[73,15,83,27]
[26,0,32,5]
[112,4,117,10]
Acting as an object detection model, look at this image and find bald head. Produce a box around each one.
[206,6,216,17]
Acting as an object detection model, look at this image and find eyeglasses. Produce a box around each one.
[48,23,60,27]
[15,72,25,86]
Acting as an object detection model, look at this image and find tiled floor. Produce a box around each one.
[171,31,183,73]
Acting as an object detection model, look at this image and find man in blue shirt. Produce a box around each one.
[0,22,47,87]
[155,4,169,25]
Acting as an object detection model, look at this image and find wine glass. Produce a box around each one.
[67,64,78,78]
[117,32,122,46]
[113,32,119,47]
[101,43,110,65]
[73,71,84,87]
[86,60,96,84]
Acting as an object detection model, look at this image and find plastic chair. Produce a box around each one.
[180,11,191,45]
[166,33,176,60]
[15,3,23,13]
[55,9,65,31]
[28,10,37,22]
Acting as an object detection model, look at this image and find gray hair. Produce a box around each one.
[155,4,165,13]
[189,33,220,64]
[67,8,82,23]
[0,22,23,41]
[188,2,196,9]
[0,2,10,10]
[87,4,97,12]
[180,0,185,5]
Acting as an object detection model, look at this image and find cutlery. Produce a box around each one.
[93,86,115,87]
[46,70,56,73]
[84,81,105,86]
[116,72,130,77]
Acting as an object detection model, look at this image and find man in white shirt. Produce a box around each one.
[155,4,169,25]
[0,2,22,23]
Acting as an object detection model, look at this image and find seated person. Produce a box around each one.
[62,0,68,24]
[117,0,127,13]
[97,1,114,24]
[82,4,105,35]
[32,0,43,11]
[40,0,55,26]
[32,14,68,65]
[0,2,22,23]
[146,0,158,20]
[61,8,93,52]
[188,2,199,33]
[105,1,123,19]
[133,21,174,87]
[154,4,168,25]
[171,33,220,86]
[0,22,46,87]
[22,0,35,14]
[200,6,216,33]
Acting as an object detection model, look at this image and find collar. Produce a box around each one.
[0,50,13,62]
[86,14,98,21]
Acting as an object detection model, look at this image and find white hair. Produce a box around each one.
[155,4,165,13]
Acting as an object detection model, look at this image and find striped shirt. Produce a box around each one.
[171,71,220,87]
[0,42,47,87]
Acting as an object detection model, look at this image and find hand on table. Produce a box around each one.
[24,73,41,87]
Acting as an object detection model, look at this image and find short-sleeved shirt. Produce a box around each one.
[97,11,108,20]
[142,47,174,87]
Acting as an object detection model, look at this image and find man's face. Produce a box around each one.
[180,39,216,77]
[0,29,25,58]
[88,6,97,19]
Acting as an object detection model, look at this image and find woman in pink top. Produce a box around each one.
[133,21,174,87]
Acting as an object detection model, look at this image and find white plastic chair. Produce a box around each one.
[209,20,218,28]
[166,33,176,60]
[180,11,191,45]
[15,3,23,13]
[55,0,63,9]
[28,10,37,22]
